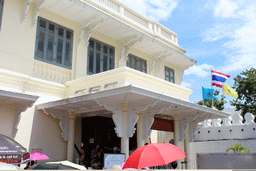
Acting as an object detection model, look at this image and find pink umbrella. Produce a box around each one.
[30,152,49,161]
[120,162,149,170]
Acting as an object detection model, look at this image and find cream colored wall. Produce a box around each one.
[0,104,17,137]
[0,0,36,76]
[29,108,67,162]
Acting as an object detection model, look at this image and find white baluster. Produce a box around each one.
[244,113,255,124]
[223,116,232,126]
[232,113,243,125]
[213,118,222,127]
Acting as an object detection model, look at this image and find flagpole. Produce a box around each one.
[211,69,213,108]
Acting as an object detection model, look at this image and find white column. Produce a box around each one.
[184,127,190,169]
[67,113,76,162]
[173,114,183,170]
[137,112,144,148]
[121,111,129,160]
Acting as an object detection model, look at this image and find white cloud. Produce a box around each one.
[117,0,179,21]
[184,63,214,77]
[203,24,232,42]
[214,0,238,19]
[203,1,256,72]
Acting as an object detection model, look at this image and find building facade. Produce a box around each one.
[0,0,230,169]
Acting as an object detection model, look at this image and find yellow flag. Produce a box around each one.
[223,83,238,98]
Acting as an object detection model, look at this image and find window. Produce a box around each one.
[87,38,115,75]
[165,66,175,83]
[0,0,4,30]
[34,17,73,69]
[126,54,147,73]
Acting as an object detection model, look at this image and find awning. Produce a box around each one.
[36,85,229,141]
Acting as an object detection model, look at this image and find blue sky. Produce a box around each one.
[118,0,256,108]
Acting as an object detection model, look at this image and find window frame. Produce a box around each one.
[87,38,115,75]
[34,17,74,69]
[126,54,147,73]
[0,0,4,30]
[165,66,175,83]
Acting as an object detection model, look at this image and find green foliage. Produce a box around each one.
[230,67,256,117]
[197,90,226,110]
[226,143,251,153]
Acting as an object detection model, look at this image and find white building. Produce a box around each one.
[0,0,229,169]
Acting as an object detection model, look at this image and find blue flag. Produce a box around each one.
[202,87,216,99]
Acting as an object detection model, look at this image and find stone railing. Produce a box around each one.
[33,60,72,84]
[194,113,256,141]
[65,67,192,100]
[84,0,178,45]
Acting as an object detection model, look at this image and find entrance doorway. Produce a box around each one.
[81,116,137,168]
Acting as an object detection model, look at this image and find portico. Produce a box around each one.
[37,84,229,168]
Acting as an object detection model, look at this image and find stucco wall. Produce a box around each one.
[0,104,17,137]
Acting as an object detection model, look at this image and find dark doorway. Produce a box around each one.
[81,116,120,167]
[81,116,137,168]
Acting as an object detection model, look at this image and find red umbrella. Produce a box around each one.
[30,152,49,161]
[122,143,186,169]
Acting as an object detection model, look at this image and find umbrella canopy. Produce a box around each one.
[122,143,186,169]
[30,152,49,161]
[120,162,149,170]
[0,134,30,164]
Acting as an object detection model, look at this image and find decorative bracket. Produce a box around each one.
[42,108,70,141]
[119,35,143,67]
[32,0,46,28]
[155,51,172,76]
[13,103,35,138]
[21,0,34,24]
[84,18,105,47]
[178,113,204,142]
[78,17,97,44]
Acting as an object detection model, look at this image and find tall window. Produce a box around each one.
[87,38,115,75]
[0,0,4,30]
[165,66,175,83]
[126,54,147,73]
[34,17,73,69]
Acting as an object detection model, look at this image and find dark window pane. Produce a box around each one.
[127,56,131,67]
[49,23,55,33]
[96,53,101,73]
[110,57,114,69]
[66,30,72,39]
[103,46,108,54]
[89,40,94,49]
[64,42,71,67]
[46,35,54,61]
[89,50,94,74]
[96,42,101,52]
[58,27,64,37]
[110,48,114,57]
[37,31,45,59]
[40,19,46,28]
[103,55,108,71]
[57,39,63,64]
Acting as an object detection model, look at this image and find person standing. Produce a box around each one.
[91,144,102,169]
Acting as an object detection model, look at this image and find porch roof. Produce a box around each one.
[36,85,229,120]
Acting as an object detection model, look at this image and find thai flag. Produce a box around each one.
[211,70,230,88]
